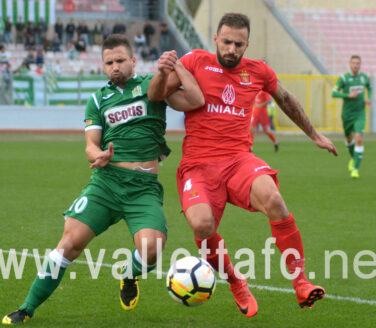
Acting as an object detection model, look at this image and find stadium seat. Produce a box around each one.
[56,0,125,13]
[282,7,376,74]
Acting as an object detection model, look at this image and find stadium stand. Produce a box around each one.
[56,0,126,13]
[1,0,161,106]
[280,7,376,74]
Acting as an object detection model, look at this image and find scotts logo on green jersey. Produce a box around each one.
[349,86,365,93]
[105,100,147,127]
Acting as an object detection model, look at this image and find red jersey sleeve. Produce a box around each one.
[262,63,278,95]
[179,50,197,74]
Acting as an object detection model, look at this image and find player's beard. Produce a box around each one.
[217,50,242,68]
[110,73,128,87]
[110,70,132,87]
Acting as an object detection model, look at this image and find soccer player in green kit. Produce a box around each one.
[332,55,372,179]
[2,34,204,325]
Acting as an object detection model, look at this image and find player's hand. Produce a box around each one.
[348,91,358,98]
[90,142,114,169]
[364,99,371,105]
[173,59,182,69]
[173,60,187,74]
[158,50,177,75]
[313,134,338,156]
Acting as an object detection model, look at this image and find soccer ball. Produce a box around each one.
[166,256,216,306]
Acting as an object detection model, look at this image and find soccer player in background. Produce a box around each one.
[268,100,277,131]
[332,55,372,179]
[149,13,337,318]
[249,90,279,152]
[2,34,204,325]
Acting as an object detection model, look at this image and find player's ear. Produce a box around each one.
[213,34,218,44]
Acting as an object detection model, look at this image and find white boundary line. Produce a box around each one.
[1,250,375,306]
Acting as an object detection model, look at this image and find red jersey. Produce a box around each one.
[251,91,272,124]
[254,91,272,111]
[180,49,278,163]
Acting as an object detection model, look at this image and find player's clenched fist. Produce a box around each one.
[158,50,178,74]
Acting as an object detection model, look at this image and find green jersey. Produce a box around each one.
[85,74,170,162]
[332,72,372,119]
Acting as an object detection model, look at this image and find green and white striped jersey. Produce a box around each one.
[0,0,56,25]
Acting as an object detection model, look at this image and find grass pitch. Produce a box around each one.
[0,133,375,327]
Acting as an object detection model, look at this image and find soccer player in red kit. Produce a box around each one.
[149,13,337,318]
[250,90,279,151]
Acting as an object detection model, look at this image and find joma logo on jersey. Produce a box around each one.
[254,165,270,172]
[105,101,147,127]
[204,66,223,73]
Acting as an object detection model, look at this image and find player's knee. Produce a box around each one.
[143,239,165,264]
[143,247,158,264]
[190,215,215,239]
[185,205,215,239]
[355,135,363,145]
[57,235,85,261]
[265,191,289,220]
[188,213,215,239]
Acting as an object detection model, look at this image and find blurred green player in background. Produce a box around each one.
[267,101,276,131]
[332,55,372,179]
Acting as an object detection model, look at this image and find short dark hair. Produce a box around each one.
[102,34,133,57]
[350,55,361,61]
[217,13,250,36]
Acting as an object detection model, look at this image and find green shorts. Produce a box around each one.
[64,164,167,237]
[342,111,366,137]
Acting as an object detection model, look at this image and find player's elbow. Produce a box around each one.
[197,93,205,107]
[85,146,96,163]
[147,89,165,102]
[190,93,205,109]
[331,90,341,98]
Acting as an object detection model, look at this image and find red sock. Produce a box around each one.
[267,131,277,143]
[269,213,307,289]
[195,233,238,284]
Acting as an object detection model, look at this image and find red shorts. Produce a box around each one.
[177,152,279,230]
[251,107,270,128]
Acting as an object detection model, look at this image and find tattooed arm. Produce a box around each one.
[272,81,338,156]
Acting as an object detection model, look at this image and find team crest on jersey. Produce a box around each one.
[104,100,147,127]
[189,190,200,200]
[360,76,365,84]
[239,71,252,86]
[132,85,142,98]
[222,84,236,104]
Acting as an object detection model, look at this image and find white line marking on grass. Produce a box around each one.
[243,282,376,306]
[3,250,376,306]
